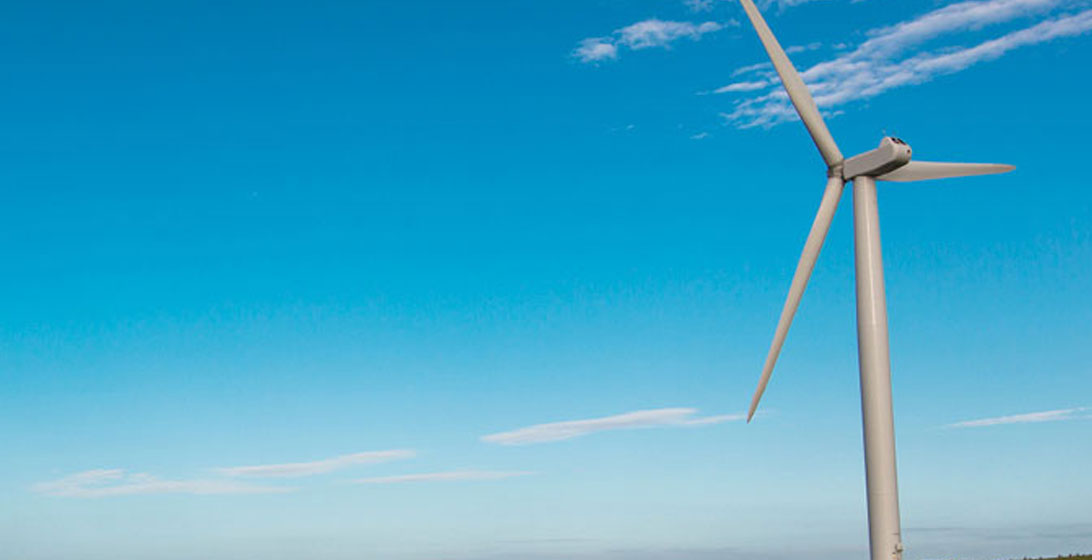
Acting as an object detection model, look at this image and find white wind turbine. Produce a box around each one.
[735,2,1014,560]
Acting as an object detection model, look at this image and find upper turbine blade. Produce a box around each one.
[748,176,846,422]
[877,161,1015,182]
[737,0,842,168]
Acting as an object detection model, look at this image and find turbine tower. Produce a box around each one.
[735,2,1014,560]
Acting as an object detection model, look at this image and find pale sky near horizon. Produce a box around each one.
[2,1,1091,559]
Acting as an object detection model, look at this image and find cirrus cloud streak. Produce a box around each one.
[481,408,744,446]
[947,407,1088,428]
[354,470,535,484]
[720,0,1092,128]
[33,469,292,498]
[215,449,416,478]
[574,19,729,63]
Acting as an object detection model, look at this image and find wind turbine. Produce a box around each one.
[735,2,1014,560]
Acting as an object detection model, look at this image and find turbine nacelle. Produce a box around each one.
[843,137,912,180]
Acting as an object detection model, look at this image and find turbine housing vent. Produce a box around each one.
[843,137,912,179]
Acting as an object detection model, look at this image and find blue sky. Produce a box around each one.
[1,0,1091,558]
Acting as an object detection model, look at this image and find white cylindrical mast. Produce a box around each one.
[852,176,903,560]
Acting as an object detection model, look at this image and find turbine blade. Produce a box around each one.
[877,161,1015,182]
[737,0,843,168]
[748,176,845,422]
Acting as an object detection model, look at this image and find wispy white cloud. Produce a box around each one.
[760,0,830,8]
[215,450,415,478]
[481,408,743,445]
[786,41,823,54]
[714,80,770,93]
[33,469,291,498]
[721,0,1092,127]
[682,412,745,425]
[573,19,729,63]
[685,0,717,13]
[353,470,535,484]
[947,407,1088,428]
[618,19,726,50]
[855,0,1063,58]
[690,132,711,139]
[573,37,619,63]
[732,61,772,76]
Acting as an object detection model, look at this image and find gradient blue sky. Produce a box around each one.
[2,1,1091,559]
